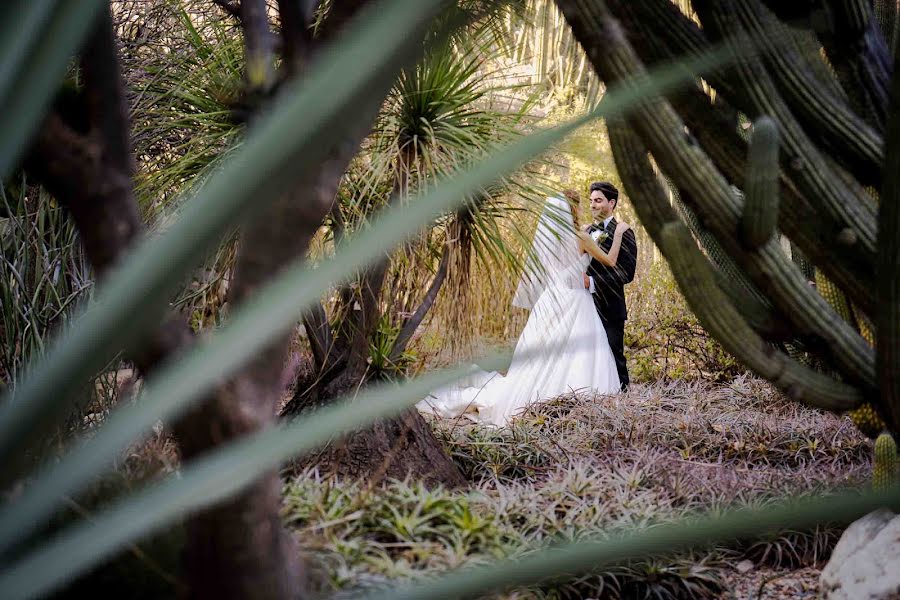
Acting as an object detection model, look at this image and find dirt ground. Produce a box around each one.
[720,565,821,599]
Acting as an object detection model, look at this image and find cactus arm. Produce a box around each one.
[605,0,876,316]
[787,26,851,101]
[673,88,873,309]
[691,0,878,270]
[853,303,875,346]
[713,271,795,342]
[873,432,898,490]
[877,41,900,433]
[669,180,769,303]
[744,1,884,186]
[607,118,862,410]
[815,270,854,325]
[873,0,899,52]
[672,183,795,341]
[555,0,876,390]
[668,175,795,342]
[741,116,780,249]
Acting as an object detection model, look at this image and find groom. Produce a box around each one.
[584,182,637,390]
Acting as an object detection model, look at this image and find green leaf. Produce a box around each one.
[0,42,734,558]
[0,359,500,600]
[0,0,448,474]
[0,0,107,177]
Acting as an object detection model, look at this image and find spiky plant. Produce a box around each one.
[0,178,92,388]
[126,1,245,222]
[551,0,900,445]
[502,0,603,102]
[873,432,898,491]
[289,27,551,402]
[4,2,900,600]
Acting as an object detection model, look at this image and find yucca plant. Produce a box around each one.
[280,27,551,484]
[127,1,246,222]
[1,1,899,599]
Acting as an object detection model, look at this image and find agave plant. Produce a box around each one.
[0,178,92,389]
[1,1,899,600]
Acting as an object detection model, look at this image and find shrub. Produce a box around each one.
[626,260,742,383]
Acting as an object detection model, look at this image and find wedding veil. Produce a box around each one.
[512,196,582,310]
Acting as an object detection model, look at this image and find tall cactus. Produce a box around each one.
[873,432,899,491]
[553,0,899,439]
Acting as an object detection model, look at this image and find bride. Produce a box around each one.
[417,191,631,427]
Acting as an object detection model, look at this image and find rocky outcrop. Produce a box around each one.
[820,509,900,599]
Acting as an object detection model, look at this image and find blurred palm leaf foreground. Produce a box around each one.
[1,0,900,599]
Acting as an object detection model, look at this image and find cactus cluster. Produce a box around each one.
[849,403,888,439]
[553,0,897,439]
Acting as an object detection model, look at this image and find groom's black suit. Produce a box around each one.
[586,217,637,390]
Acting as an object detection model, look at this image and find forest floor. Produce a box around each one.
[282,376,872,599]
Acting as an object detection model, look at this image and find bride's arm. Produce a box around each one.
[577,223,631,267]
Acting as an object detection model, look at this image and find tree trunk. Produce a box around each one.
[174,338,306,600]
[282,145,465,489]
[284,367,467,489]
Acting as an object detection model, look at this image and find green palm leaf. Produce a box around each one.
[0,0,106,176]
[0,0,447,471]
[0,43,733,562]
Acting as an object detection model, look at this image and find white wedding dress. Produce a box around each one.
[417,197,620,427]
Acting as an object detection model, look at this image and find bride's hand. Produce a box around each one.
[575,230,591,243]
[615,222,632,237]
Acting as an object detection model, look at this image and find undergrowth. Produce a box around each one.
[282,378,871,599]
[626,260,742,383]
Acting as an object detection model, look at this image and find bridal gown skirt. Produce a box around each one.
[417,286,620,427]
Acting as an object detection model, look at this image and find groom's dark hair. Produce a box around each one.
[590,181,619,207]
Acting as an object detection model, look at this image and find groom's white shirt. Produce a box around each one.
[587,216,614,294]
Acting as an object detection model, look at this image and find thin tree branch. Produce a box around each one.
[241,0,276,94]
[388,244,450,363]
[277,0,315,75]
[812,0,892,130]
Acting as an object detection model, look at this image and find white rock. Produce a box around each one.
[820,508,900,599]
[736,559,754,574]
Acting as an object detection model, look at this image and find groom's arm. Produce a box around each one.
[591,230,637,292]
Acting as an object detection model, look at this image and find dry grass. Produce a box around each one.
[282,377,871,599]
